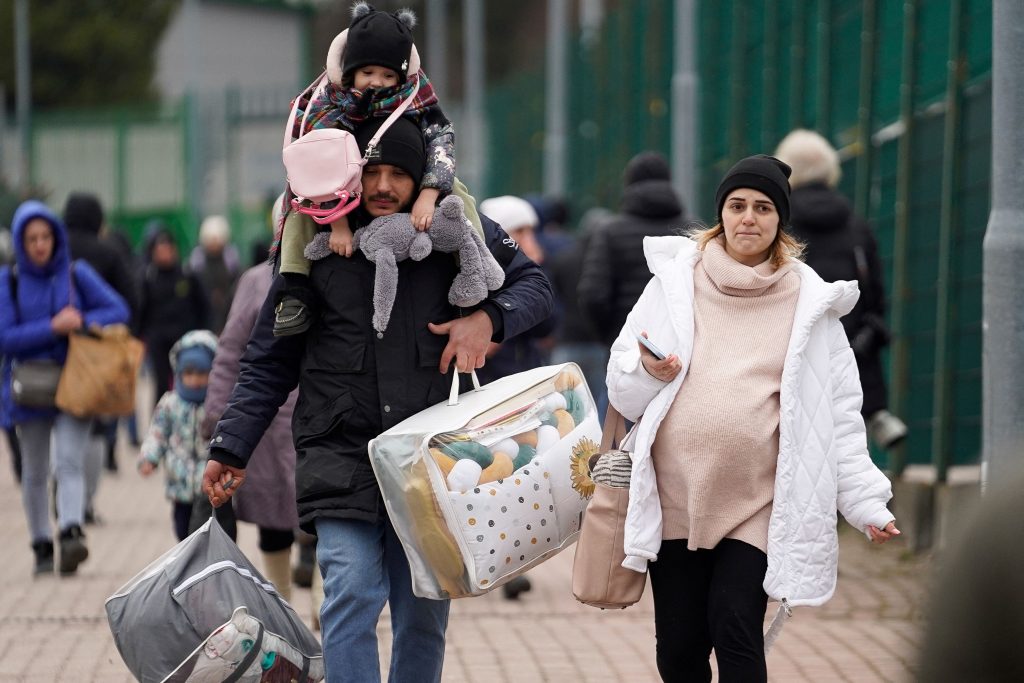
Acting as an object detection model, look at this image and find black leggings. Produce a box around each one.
[649,538,769,683]
[175,498,237,542]
[259,526,295,553]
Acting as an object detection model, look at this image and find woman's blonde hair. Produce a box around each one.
[687,222,804,269]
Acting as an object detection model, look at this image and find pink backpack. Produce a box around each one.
[282,28,421,225]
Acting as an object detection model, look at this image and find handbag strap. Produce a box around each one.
[600,406,628,452]
[283,72,329,150]
[361,74,421,162]
[7,261,77,324]
[6,266,17,324]
[282,71,422,160]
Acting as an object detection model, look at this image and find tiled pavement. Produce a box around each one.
[0,434,931,682]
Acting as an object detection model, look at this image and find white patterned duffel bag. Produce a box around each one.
[369,363,601,599]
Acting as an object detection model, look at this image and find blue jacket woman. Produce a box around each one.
[0,200,129,576]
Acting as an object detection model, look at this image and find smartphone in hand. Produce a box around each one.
[637,334,667,360]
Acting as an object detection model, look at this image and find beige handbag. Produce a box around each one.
[572,407,646,609]
[55,324,144,418]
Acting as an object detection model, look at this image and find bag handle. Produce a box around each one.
[282,71,422,159]
[361,73,421,161]
[297,75,330,140]
[222,622,265,683]
[282,72,328,150]
[447,369,482,406]
[599,406,628,453]
[598,405,641,457]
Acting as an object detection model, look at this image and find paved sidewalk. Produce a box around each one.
[0,434,929,682]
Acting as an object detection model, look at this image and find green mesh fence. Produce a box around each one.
[481,0,991,476]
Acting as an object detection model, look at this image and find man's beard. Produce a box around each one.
[353,192,416,225]
[366,191,414,213]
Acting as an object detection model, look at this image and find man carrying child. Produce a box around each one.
[203,114,553,681]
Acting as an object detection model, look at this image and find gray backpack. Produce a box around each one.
[105,518,324,682]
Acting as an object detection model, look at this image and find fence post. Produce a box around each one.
[815,0,832,133]
[461,0,486,195]
[672,0,697,209]
[931,0,964,483]
[887,0,917,477]
[543,0,569,197]
[982,0,1024,488]
[14,0,31,186]
[854,0,877,220]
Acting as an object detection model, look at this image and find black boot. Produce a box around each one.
[274,276,315,337]
[502,575,532,600]
[58,525,89,575]
[104,439,118,473]
[292,535,317,588]
[32,540,54,576]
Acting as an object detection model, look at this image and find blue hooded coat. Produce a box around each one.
[0,200,130,427]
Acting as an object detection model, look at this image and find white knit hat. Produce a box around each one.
[198,215,230,247]
[479,195,539,232]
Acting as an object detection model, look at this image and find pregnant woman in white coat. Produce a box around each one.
[605,155,900,682]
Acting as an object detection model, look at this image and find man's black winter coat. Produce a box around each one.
[210,214,554,532]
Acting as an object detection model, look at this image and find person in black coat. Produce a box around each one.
[136,227,211,402]
[548,207,612,418]
[63,193,139,478]
[578,151,687,346]
[775,129,907,449]
[202,116,554,681]
[63,193,138,324]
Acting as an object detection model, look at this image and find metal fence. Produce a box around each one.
[484,0,991,476]
[9,82,297,261]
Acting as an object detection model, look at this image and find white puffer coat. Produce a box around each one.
[607,236,894,607]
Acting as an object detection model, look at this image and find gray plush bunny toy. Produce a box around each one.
[305,194,505,333]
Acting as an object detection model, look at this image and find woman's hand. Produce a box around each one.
[50,306,83,336]
[867,521,901,544]
[638,331,682,382]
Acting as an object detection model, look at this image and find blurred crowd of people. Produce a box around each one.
[0,191,322,589]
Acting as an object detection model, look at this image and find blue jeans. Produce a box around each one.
[314,517,450,682]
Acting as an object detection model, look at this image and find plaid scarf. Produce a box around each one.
[303,70,438,134]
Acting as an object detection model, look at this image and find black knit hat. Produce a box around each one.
[355,116,425,188]
[715,154,792,226]
[63,192,104,235]
[623,151,671,186]
[343,3,416,84]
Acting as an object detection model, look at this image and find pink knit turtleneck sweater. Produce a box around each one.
[651,237,800,553]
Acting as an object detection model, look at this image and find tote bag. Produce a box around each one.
[105,518,324,683]
[369,363,602,599]
[571,407,647,609]
[55,323,144,418]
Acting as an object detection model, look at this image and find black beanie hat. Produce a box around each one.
[355,116,425,188]
[343,3,416,84]
[623,151,672,186]
[714,154,792,226]
[63,192,104,235]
